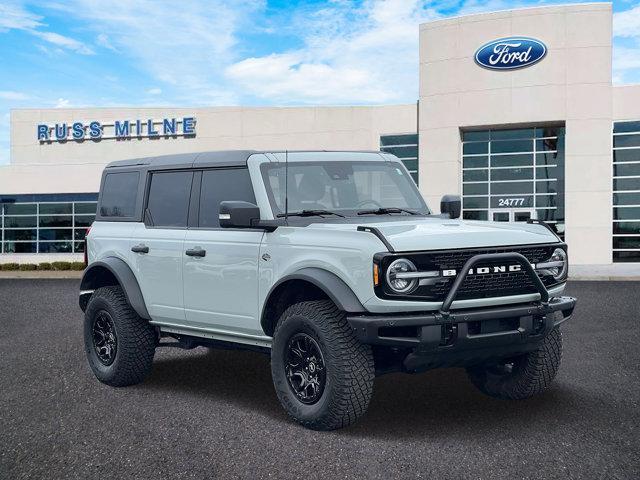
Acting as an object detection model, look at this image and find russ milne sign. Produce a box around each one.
[475,37,546,70]
[37,117,196,142]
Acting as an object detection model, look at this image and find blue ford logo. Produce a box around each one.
[475,37,547,70]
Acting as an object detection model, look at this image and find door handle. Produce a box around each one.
[185,247,206,257]
[131,244,149,254]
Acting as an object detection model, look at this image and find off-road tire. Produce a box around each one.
[271,300,375,430]
[84,286,156,387]
[466,327,563,400]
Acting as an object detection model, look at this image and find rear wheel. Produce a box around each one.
[466,328,563,400]
[84,286,157,387]
[270,300,374,430]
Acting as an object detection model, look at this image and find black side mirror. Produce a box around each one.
[219,201,261,228]
[440,194,461,219]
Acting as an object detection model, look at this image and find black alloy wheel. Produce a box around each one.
[92,310,118,365]
[285,333,326,405]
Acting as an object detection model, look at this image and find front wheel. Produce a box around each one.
[270,300,375,430]
[466,328,563,400]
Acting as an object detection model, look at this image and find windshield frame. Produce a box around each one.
[259,159,430,219]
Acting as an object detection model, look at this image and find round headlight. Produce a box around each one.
[549,248,568,281]
[386,258,418,294]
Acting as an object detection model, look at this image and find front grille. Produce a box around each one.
[378,244,561,302]
[428,245,556,300]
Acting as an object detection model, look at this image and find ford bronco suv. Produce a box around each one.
[80,150,576,430]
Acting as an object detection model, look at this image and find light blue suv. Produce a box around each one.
[80,150,576,430]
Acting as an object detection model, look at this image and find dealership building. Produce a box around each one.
[1,2,639,270]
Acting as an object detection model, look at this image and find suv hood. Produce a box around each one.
[306,217,559,251]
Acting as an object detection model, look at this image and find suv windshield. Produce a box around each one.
[260,161,429,217]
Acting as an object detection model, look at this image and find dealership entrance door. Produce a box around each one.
[490,209,537,222]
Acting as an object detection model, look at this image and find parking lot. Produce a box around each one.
[1,279,638,479]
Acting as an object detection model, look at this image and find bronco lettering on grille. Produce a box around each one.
[441,264,529,277]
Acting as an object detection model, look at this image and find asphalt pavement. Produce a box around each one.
[0,280,638,479]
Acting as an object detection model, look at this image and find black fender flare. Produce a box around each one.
[261,267,366,328]
[80,257,150,320]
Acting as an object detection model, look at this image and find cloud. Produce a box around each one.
[0,3,42,31]
[0,2,94,55]
[31,30,94,55]
[613,5,640,85]
[226,0,440,104]
[96,33,117,51]
[146,88,162,95]
[54,98,70,108]
[0,91,30,101]
[614,46,640,70]
[613,5,640,38]
[45,0,260,104]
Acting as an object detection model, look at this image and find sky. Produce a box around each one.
[0,0,639,165]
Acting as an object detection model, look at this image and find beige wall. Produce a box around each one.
[2,104,417,194]
[419,3,618,264]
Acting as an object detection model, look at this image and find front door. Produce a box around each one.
[182,168,264,336]
[490,209,537,222]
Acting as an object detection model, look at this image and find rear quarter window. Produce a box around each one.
[99,172,139,217]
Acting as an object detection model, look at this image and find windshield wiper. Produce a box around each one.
[277,209,345,218]
[357,207,420,216]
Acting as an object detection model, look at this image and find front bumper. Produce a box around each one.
[347,251,577,372]
[347,296,576,371]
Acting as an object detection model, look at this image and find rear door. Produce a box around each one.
[182,168,264,336]
[130,170,193,323]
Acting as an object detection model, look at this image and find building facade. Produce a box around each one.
[1,3,638,267]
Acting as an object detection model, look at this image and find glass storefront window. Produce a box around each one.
[3,242,37,253]
[1,199,97,253]
[39,203,73,215]
[4,229,37,241]
[4,216,37,228]
[380,134,419,185]
[39,229,73,241]
[39,216,73,228]
[39,242,73,253]
[613,121,640,263]
[4,204,36,215]
[461,125,565,237]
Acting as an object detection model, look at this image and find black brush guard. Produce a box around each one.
[347,252,576,371]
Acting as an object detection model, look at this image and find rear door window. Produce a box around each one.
[199,169,256,228]
[146,171,193,227]
[100,172,139,217]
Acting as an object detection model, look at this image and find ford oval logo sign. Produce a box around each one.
[475,37,547,70]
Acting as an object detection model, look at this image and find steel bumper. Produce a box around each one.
[347,295,576,347]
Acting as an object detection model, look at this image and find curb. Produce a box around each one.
[569,276,640,281]
[0,271,83,279]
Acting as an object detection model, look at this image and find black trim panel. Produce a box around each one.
[262,267,366,327]
[347,295,576,348]
[80,257,150,319]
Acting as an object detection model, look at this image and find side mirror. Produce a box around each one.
[440,194,461,219]
[219,201,261,228]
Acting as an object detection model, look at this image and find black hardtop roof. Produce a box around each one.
[105,150,387,170]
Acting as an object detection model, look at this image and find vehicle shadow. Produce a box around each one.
[143,346,583,440]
